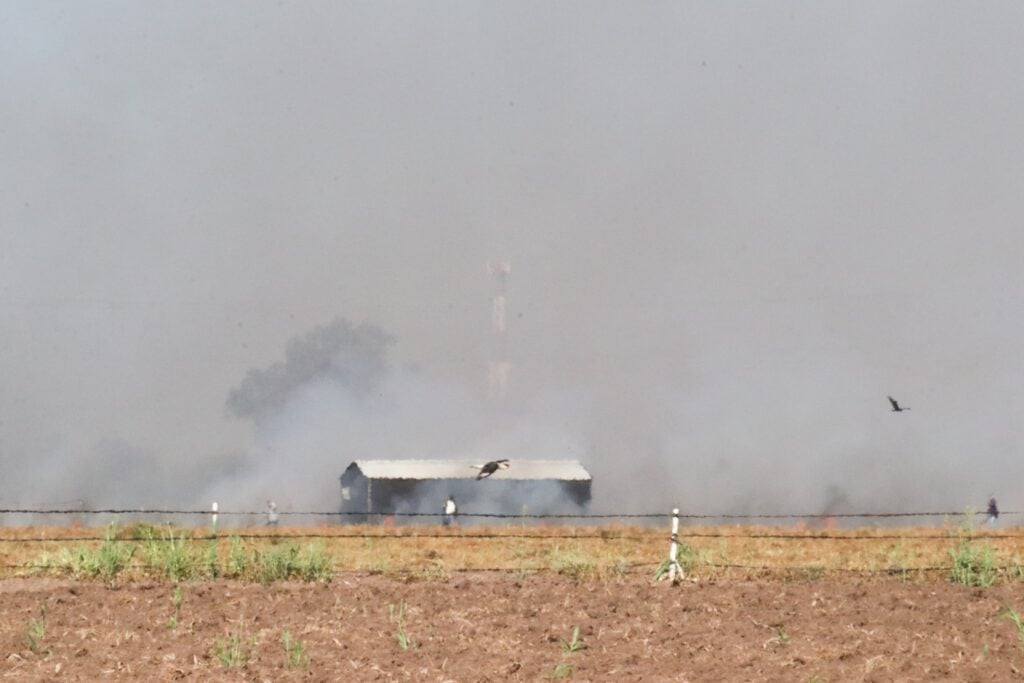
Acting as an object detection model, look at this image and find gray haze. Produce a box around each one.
[3,3,1024,520]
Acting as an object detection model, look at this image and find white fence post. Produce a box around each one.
[668,507,681,584]
[211,501,219,534]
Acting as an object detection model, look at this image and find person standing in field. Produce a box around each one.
[442,496,457,527]
[987,497,999,527]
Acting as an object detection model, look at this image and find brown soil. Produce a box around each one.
[1,573,1023,682]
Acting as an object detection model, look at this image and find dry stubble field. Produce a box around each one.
[2,523,1024,681]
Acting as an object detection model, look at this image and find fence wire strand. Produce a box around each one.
[0,507,1016,519]
[0,531,1022,543]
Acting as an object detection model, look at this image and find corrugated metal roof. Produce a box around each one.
[348,459,591,481]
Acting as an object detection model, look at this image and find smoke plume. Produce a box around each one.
[226,318,393,422]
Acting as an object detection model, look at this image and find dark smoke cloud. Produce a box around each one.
[226,318,394,422]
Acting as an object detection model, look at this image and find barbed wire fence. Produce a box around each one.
[0,506,1017,519]
[0,506,1017,578]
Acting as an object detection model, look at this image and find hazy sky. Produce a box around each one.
[3,3,1024,516]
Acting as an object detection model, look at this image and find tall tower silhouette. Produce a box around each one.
[487,260,511,398]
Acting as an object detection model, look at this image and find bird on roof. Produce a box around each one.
[888,396,910,412]
[472,459,510,480]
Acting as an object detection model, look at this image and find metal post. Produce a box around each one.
[668,507,681,584]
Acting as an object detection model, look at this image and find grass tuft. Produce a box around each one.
[1003,604,1024,649]
[168,586,183,629]
[282,628,311,668]
[226,535,251,578]
[549,545,598,582]
[41,523,134,580]
[141,526,198,581]
[214,621,254,667]
[949,537,997,587]
[654,540,703,580]
[24,607,49,656]
[560,625,587,654]
[388,600,416,650]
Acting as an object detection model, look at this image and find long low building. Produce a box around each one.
[339,459,592,521]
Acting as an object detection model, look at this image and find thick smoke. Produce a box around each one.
[211,316,589,521]
[3,5,1024,524]
[226,318,393,422]
[387,480,588,526]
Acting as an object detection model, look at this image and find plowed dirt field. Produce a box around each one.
[3,573,1024,682]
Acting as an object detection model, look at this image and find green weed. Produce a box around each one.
[388,601,415,650]
[142,526,197,581]
[24,607,48,655]
[126,523,160,540]
[949,537,997,587]
[548,624,586,679]
[256,544,300,583]
[255,542,333,583]
[214,538,333,583]
[168,586,182,630]
[296,542,333,581]
[41,524,134,580]
[654,541,702,580]
[206,538,219,579]
[226,535,250,578]
[282,629,310,669]
[560,625,587,654]
[214,622,254,667]
[96,538,134,578]
[1003,604,1024,649]
[549,545,597,582]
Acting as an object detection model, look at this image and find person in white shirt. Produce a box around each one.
[442,496,457,527]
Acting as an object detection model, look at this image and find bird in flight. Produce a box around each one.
[888,396,910,412]
[473,459,510,480]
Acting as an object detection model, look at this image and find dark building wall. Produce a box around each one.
[561,480,591,507]
[339,467,591,523]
